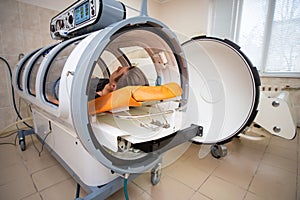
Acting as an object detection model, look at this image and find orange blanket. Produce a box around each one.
[88,82,182,115]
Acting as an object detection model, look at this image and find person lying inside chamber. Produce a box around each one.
[88,66,182,115]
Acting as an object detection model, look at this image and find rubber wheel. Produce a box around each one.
[210,145,221,159]
[20,140,26,151]
[151,164,162,185]
[210,144,228,159]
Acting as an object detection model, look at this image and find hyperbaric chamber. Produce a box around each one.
[14,16,260,179]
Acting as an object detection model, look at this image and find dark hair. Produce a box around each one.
[116,67,149,89]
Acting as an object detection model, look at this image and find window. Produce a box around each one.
[28,46,56,96]
[210,0,300,77]
[236,0,300,76]
[44,40,82,105]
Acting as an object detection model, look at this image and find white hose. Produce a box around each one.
[238,127,268,141]
[0,117,33,136]
[238,133,265,141]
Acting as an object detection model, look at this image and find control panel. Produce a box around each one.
[50,0,126,40]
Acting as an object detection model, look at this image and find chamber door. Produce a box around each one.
[182,36,260,144]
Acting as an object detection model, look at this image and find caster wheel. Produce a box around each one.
[210,144,227,159]
[20,140,26,151]
[151,163,162,185]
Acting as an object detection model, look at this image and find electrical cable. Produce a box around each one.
[0,131,17,139]
[15,97,22,130]
[0,56,33,129]
[31,130,52,157]
[0,142,16,146]
[123,174,130,200]
[0,117,33,136]
[0,131,18,146]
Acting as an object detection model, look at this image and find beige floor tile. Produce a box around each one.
[225,143,265,163]
[139,192,153,200]
[40,178,77,200]
[212,160,256,189]
[0,163,29,185]
[146,175,194,200]
[32,164,71,191]
[23,153,58,174]
[249,164,296,200]
[266,143,297,161]
[0,128,298,200]
[17,136,51,162]
[132,172,154,192]
[0,140,23,170]
[0,173,36,200]
[199,176,246,200]
[166,160,209,190]
[21,193,42,200]
[269,135,298,151]
[160,143,200,175]
[190,192,212,200]
[298,176,300,200]
[106,182,150,200]
[181,151,222,174]
[162,142,194,168]
[261,152,297,173]
[244,192,265,200]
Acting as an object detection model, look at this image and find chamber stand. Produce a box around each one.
[18,125,202,199]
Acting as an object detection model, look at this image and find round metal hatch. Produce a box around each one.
[182,36,260,144]
[70,17,188,175]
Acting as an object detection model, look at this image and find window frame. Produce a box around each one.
[211,0,300,78]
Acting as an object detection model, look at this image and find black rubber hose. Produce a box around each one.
[0,56,32,129]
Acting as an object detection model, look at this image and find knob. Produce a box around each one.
[68,15,73,25]
[59,20,64,28]
[50,24,55,32]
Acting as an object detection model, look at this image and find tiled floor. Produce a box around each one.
[0,127,299,200]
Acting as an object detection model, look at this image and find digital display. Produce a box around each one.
[75,1,90,25]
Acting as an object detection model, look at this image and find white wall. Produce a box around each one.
[155,0,212,41]
[120,0,213,42]
[119,0,161,18]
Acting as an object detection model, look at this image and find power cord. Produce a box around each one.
[0,132,17,139]
[31,130,52,157]
[0,56,32,129]
[0,131,18,146]
[31,121,52,156]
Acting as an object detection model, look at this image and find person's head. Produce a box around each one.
[101,66,149,96]
[115,66,149,89]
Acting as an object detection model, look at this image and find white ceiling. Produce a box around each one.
[17,0,172,11]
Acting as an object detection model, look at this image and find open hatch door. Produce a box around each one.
[182,36,261,144]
